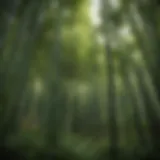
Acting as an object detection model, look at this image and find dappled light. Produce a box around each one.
[33,78,44,96]
[0,0,160,160]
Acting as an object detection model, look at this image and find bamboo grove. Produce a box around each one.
[0,0,160,160]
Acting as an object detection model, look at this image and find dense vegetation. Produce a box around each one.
[0,0,160,159]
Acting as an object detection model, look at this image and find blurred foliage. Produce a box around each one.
[0,0,160,160]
